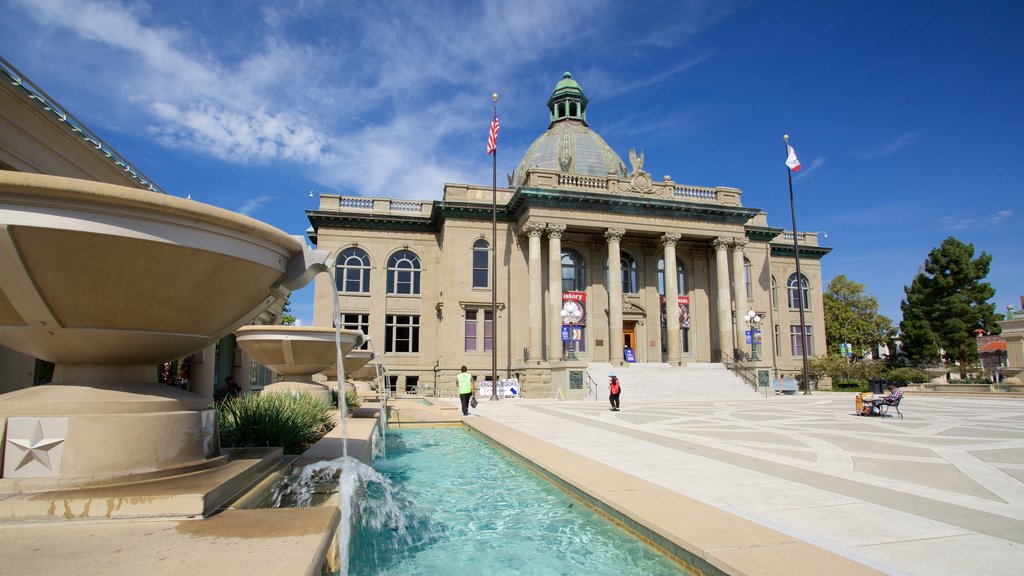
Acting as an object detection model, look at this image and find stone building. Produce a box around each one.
[307,73,829,398]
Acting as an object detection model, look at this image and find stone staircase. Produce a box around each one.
[586,362,760,401]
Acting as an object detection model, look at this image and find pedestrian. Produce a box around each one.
[609,373,621,411]
[457,365,475,416]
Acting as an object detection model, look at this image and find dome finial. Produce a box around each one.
[547,71,589,127]
[563,71,572,79]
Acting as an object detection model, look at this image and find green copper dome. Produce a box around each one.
[511,72,627,188]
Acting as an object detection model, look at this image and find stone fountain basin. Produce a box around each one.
[0,171,303,365]
[322,349,374,378]
[235,326,364,377]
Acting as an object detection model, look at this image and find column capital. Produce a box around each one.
[546,223,567,238]
[660,232,681,247]
[712,237,731,251]
[604,228,625,243]
[731,237,748,251]
[522,221,546,238]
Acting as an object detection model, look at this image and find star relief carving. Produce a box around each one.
[5,418,67,474]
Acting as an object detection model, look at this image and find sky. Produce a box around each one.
[2,0,1021,326]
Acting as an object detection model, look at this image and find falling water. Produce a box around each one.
[367,337,386,460]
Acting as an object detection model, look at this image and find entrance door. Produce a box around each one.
[623,322,636,352]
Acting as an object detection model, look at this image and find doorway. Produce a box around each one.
[623,322,636,352]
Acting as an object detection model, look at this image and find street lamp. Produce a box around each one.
[744,310,762,361]
[561,301,584,361]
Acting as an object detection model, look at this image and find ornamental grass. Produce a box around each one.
[218,392,335,455]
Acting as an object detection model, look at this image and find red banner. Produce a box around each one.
[661,295,690,328]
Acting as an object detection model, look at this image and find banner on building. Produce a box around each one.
[561,291,587,326]
[660,295,690,329]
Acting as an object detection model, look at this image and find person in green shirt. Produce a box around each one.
[457,365,476,416]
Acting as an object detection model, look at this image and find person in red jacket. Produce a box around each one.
[609,374,621,411]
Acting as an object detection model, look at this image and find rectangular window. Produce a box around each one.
[484,310,493,352]
[464,310,477,352]
[774,324,781,354]
[385,315,420,353]
[790,325,813,356]
[341,313,370,350]
[405,375,418,394]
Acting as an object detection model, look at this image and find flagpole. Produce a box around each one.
[490,93,499,402]
[785,134,811,395]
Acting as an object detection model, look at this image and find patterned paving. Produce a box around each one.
[475,394,1024,576]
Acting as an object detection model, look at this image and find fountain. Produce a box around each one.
[234,325,365,401]
[0,172,328,502]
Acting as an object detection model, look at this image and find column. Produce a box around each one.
[606,228,625,365]
[547,223,567,362]
[713,237,733,361]
[731,238,747,353]
[525,222,546,363]
[191,344,216,400]
[662,233,682,365]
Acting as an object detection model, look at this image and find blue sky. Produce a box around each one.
[3,0,1021,326]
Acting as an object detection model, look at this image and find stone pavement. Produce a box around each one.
[467,393,1024,576]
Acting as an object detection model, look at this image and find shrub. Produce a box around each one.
[218,392,334,455]
[883,367,928,385]
[833,379,868,392]
[329,387,363,410]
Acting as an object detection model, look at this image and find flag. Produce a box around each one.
[487,114,500,155]
[785,144,801,172]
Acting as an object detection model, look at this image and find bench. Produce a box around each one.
[772,378,799,395]
[877,395,903,419]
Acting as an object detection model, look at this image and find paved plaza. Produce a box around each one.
[470,393,1024,576]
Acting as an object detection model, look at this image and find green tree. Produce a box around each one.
[899,237,1001,376]
[280,296,297,326]
[823,275,894,358]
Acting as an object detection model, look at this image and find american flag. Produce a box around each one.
[487,114,500,155]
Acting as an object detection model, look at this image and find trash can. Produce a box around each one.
[868,378,887,395]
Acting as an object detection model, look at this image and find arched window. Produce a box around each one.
[336,247,370,293]
[771,276,779,310]
[472,239,489,288]
[620,253,639,294]
[561,249,586,292]
[787,273,810,310]
[656,257,687,296]
[744,257,753,299]
[387,250,421,295]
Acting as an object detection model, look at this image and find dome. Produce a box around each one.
[511,73,627,188]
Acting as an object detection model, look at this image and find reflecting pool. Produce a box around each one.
[349,426,686,575]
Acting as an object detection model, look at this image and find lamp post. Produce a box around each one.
[744,310,762,361]
[561,302,583,361]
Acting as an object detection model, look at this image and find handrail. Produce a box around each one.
[721,351,768,397]
[584,370,601,402]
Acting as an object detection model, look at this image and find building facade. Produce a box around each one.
[308,73,829,397]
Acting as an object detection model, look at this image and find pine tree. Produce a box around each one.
[898,237,1000,375]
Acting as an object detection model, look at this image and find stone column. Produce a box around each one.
[191,344,216,400]
[731,238,748,353]
[606,228,625,365]
[547,223,567,362]
[662,233,682,365]
[713,237,733,361]
[524,222,546,363]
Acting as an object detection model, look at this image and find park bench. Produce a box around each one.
[772,378,799,395]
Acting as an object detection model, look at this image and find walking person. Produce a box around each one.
[457,365,475,416]
[609,373,621,411]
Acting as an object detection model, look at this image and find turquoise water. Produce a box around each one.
[349,427,685,576]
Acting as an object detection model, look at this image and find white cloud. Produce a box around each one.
[794,157,826,179]
[859,132,924,158]
[237,194,273,217]
[989,210,1013,223]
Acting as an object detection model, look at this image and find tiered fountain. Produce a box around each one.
[234,325,365,401]
[0,172,328,516]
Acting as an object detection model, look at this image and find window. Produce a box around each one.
[472,239,489,288]
[790,325,813,356]
[340,313,369,350]
[385,315,420,353]
[774,324,781,354]
[744,258,752,299]
[336,247,370,293]
[405,375,418,394]
[604,253,640,294]
[464,309,494,353]
[387,250,421,295]
[657,257,687,296]
[787,273,810,310]
[561,249,586,292]
[771,276,779,310]
[464,310,478,352]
